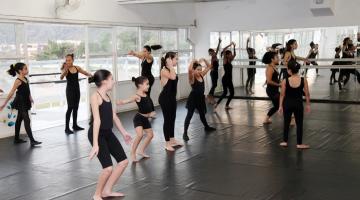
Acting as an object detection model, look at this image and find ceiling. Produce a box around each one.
[116,0,236,5]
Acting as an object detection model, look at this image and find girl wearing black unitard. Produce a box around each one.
[246,38,257,94]
[214,42,236,110]
[207,38,222,104]
[183,59,216,141]
[159,52,183,151]
[283,39,309,78]
[262,52,281,124]
[0,63,41,147]
[305,42,319,76]
[60,54,92,134]
[330,47,341,85]
[117,76,155,163]
[88,70,132,200]
[279,60,311,149]
[128,45,162,112]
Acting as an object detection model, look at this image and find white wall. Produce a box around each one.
[192,0,360,57]
[0,0,195,27]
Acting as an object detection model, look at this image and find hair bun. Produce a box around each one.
[131,77,136,82]
[151,45,162,51]
[88,76,95,83]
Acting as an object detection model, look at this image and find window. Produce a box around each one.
[161,30,177,50]
[88,27,113,73]
[117,27,139,81]
[210,32,220,48]
[178,29,191,50]
[178,51,193,74]
[178,29,193,74]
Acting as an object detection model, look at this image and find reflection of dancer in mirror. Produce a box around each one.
[214,42,236,110]
[88,70,132,200]
[117,76,155,163]
[159,52,183,151]
[60,54,92,134]
[207,38,221,104]
[305,42,319,76]
[183,59,216,141]
[279,60,310,149]
[0,63,42,146]
[246,38,257,94]
[330,47,341,85]
[128,45,162,115]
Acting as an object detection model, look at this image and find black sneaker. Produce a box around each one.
[30,141,42,147]
[14,139,27,144]
[72,126,85,131]
[183,133,189,141]
[65,129,74,134]
[204,126,216,132]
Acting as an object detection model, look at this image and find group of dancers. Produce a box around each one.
[0,36,358,199]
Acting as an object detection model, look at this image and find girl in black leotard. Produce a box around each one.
[279,60,311,149]
[262,52,281,124]
[60,54,92,134]
[305,42,319,76]
[159,52,183,151]
[283,39,309,77]
[214,42,236,110]
[330,47,341,85]
[117,76,155,163]
[88,70,132,200]
[128,45,162,98]
[183,59,216,141]
[246,38,257,94]
[0,63,41,146]
[208,38,222,104]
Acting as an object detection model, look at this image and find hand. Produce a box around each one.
[305,104,311,114]
[89,145,99,160]
[116,100,125,106]
[123,133,132,145]
[149,111,156,118]
[278,107,283,115]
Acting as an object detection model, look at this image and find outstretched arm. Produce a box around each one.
[200,58,212,77]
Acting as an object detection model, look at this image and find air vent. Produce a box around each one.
[309,0,335,16]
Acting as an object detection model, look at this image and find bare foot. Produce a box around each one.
[290,118,296,126]
[165,144,175,151]
[137,151,150,158]
[296,144,310,149]
[171,139,183,147]
[130,153,138,163]
[102,192,125,198]
[93,195,103,200]
[280,142,288,147]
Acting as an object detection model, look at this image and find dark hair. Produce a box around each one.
[285,39,297,52]
[288,60,301,74]
[310,41,315,47]
[335,47,341,52]
[262,51,277,64]
[132,76,148,88]
[66,53,74,60]
[247,48,255,54]
[208,48,215,53]
[192,62,202,70]
[343,37,351,46]
[144,45,162,53]
[88,69,111,87]
[160,51,177,71]
[221,50,232,58]
[279,47,285,55]
[7,62,26,77]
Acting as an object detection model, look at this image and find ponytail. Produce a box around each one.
[285,39,297,52]
[143,45,162,53]
[132,76,148,88]
[7,62,26,77]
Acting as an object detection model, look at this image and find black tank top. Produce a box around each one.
[136,94,153,114]
[285,77,304,100]
[191,76,205,95]
[160,72,178,99]
[90,92,113,130]
[66,66,80,90]
[249,55,256,66]
[267,67,280,93]
[308,49,317,59]
[212,57,219,71]
[14,77,32,110]
[223,62,233,79]
[141,59,153,77]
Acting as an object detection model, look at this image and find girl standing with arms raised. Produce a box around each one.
[183,59,216,141]
[207,38,221,104]
[159,52,183,151]
[88,70,132,200]
[279,60,310,149]
[60,54,92,134]
[0,63,41,146]
[214,42,236,110]
[117,76,155,162]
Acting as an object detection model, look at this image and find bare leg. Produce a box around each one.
[93,167,112,200]
[137,129,154,158]
[102,160,129,198]
[131,127,144,163]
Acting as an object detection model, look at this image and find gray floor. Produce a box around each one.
[1,98,360,200]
